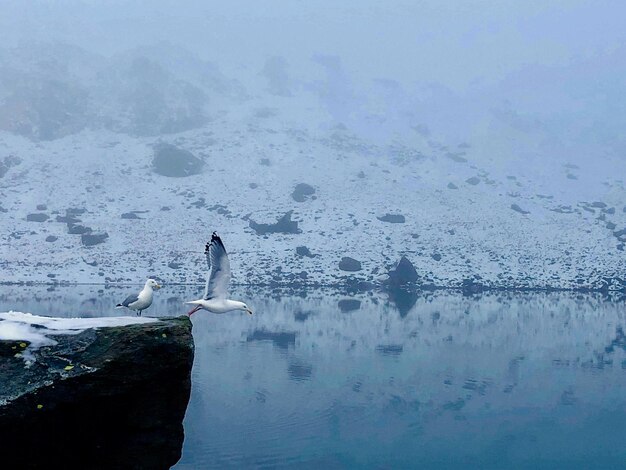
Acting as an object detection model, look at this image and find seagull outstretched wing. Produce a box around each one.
[203,232,231,299]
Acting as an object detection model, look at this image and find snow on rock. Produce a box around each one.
[0,311,158,361]
[0,44,625,290]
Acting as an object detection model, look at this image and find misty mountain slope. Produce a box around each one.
[1,40,625,289]
[1,99,625,288]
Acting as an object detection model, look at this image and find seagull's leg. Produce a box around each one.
[137,309,142,316]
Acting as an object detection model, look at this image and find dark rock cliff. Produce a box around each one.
[0,316,194,469]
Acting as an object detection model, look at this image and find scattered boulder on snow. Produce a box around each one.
[68,223,92,235]
[296,246,316,258]
[510,204,530,215]
[81,232,109,247]
[291,183,316,202]
[385,256,419,286]
[377,213,405,224]
[152,143,204,177]
[249,211,301,235]
[339,257,362,272]
[26,213,49,222]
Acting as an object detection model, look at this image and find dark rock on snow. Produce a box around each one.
[56,214,81,224]
[26,213,49,222]
[386,256,419,286]
[0,316,194,469]
[296,246,316,258]
[510,204,530,215]
[66,207,87,216]
[168,260,183,270]
[291,183,316,202]
[81,232,109,246]
[68,223,92,235]
[377,213,406,223]
[152,143,204,177]
[339,257,362,272]
[249,210,301,235]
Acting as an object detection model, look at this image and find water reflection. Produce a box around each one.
[1,285,626,468]
[386,287,418,317]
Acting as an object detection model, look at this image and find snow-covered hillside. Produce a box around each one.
[0,44,625,289]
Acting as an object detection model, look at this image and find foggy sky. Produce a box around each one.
[2,1,626,155]
[3,0,625,90]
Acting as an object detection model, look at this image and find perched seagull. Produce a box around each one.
[116,278,161,316]
[185,232,253,316]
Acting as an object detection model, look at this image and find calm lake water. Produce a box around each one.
[2,285,626,469]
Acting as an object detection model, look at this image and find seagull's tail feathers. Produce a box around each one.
[184,299,204,305]
[115,304,124,308]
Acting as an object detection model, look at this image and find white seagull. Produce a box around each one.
[116,278,161,316]
[185,232,253,316]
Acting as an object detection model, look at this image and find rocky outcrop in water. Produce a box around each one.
[0,316,194,469]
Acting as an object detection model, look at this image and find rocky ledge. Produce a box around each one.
[0,315,194,469]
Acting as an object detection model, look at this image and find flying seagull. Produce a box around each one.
[116,278,161,316]
[185,232,253,316]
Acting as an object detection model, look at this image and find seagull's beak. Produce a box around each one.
[246,308,253,315]
[155,284,162,290]
[187,305,202,316]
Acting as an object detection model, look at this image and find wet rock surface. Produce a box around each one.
[0,316,193,469]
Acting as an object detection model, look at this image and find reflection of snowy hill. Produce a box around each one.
[3,286,626,465]
[0,44,625,289]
